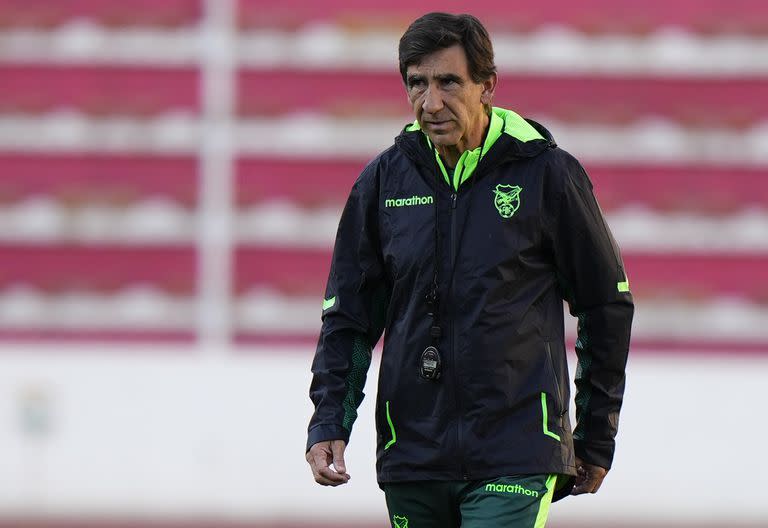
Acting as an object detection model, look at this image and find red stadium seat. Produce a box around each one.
[236,157,361,209]
[237,156,768,215]
[0,244,196,294]
[0,65,200,117]
[586,165,768,215]
[234,246,768,303]
[0,0,202,29]
[0,328,195,342]
[239,70,768,129]
[235,246,329,298]
[0,153,198,207]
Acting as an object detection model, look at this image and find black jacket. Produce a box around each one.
[307,108,633,496]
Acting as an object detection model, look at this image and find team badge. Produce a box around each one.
[393,515,409,528]
[493,184,522,218]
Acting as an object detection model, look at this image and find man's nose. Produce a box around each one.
[422,85,444,113]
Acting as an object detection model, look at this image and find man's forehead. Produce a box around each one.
[406,45,471,78]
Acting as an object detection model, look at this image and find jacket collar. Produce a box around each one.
[395,107,555,191]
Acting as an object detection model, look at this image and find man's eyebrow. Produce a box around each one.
[435,73,462,83]
[406,73,426,84]
[407,73,463,85]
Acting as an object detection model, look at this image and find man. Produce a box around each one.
[306,12,633,528]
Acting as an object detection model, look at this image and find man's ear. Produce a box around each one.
[480,73,497,105]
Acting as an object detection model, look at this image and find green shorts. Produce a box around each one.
[384,474,556,528]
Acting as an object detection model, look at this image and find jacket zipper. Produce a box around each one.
[449,191,467,479]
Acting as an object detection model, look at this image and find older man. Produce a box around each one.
[306,12,633,528]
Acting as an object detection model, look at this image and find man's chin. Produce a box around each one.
[425,131,458,148]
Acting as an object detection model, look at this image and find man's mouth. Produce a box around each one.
[426,120,451,128]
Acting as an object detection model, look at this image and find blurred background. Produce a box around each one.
[0,0,766,527]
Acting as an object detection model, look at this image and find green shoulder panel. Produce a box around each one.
[494,107,545,143]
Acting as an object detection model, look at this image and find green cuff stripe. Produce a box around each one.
[617,280,630,292]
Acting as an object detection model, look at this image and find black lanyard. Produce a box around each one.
[422,148,482,380]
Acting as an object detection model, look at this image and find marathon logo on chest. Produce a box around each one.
[385,195,433,208]
[384,195,434,207]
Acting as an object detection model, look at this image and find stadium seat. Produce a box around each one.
[0,65,200,116]
[239,70,768,129]
[0,244,196,294]
[0,0,202,29]
[237,157,768,215]
[0,154,198,206]
[234,246,767,303]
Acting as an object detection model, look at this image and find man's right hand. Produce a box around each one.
[306,439,351,486]
[571,457,608,495]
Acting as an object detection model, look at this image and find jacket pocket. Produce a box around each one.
[383,400,397,450]
[540,392,562,442]
[544,341,566,416]
[376,398,397,452]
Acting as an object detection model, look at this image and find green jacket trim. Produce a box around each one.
[534,475,558,528]
[406,107,545,191]
[541,392,562,442]
[384,401,397,449]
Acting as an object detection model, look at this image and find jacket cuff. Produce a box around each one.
[306,423,351,452]
[573,438,615,470]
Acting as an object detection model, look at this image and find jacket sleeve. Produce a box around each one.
[306,163,389,451]
[545,151,634,470]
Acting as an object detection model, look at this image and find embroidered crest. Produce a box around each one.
[493,184,522,218]
[393,515,409,528]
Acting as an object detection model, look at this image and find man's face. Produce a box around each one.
[405,44,496,156]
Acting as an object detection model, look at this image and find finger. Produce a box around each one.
[313,447,348,482]
[331,441,348,475]
[591,478,603,493]
[571,468,604,495]
[312,469,344,486]
[571,479,597,495]
[308,448,338,480]
[308,447,328,469]
[318,464,349,484]
[570,464,586,487]
[306,441,350,486]
[308,453,347,486]
[571,477,598,495]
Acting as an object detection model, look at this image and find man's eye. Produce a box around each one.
[409,80,425,89]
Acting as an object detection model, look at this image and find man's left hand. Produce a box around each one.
[571,457,608,495]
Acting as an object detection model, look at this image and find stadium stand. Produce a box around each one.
[232,1,768,350]
[0,4,767,528]
[0,0,765,351]
[0,152,197,338]
[240,70,768,127]
[239,157,768,215]
[239,0,768,35]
